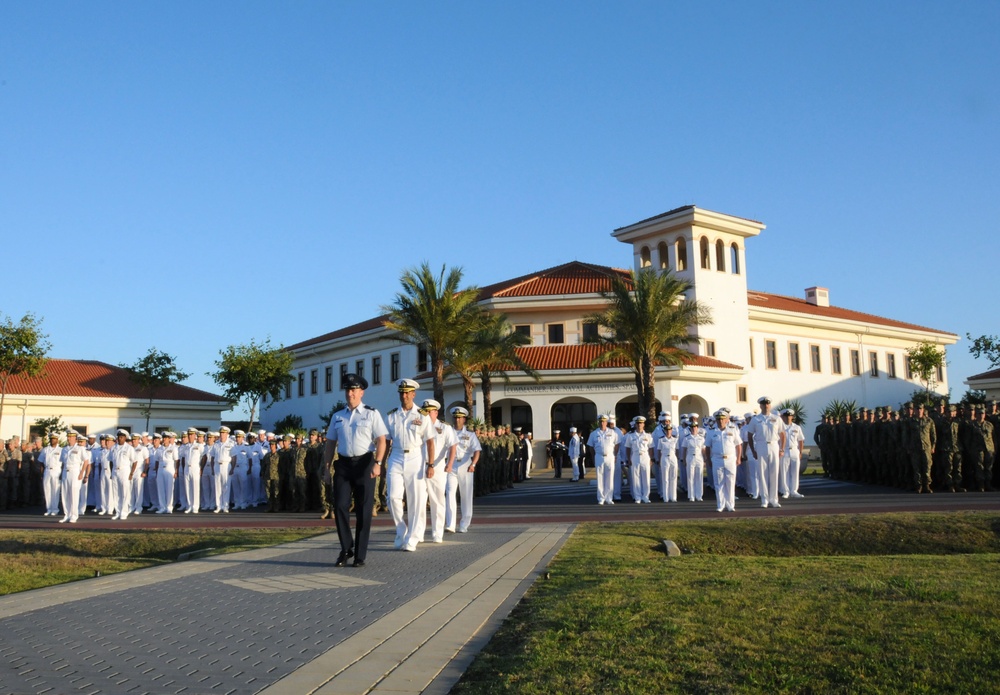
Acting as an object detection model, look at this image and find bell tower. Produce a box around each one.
[611,206,764,369]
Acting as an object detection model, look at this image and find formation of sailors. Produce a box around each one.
[813,400,998,493]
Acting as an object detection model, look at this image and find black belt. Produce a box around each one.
[340,453,372,463]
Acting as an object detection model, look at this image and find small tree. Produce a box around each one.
[273,414,304,435]
[906,342,945,396]
[210,338,294,433]
[121,347,190,431]
[0,312,51,435]
[319,401,347,432]
[775,399,807,426]
[967,333,1000,369]
[32,415,66,438]
[822,399,858,420]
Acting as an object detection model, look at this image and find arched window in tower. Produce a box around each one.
[700,236,710,269]
[657,241,669,270]
[676,237,688,271]
[730,243,740,274]
[640,246,651,268]
[715,239,725,272]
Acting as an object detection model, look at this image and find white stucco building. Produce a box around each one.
[0,359,229,441]
[264,206,957,453]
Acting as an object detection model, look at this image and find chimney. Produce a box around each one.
[805,287,829,307]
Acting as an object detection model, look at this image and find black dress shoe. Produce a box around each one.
[335,549,355,567]
[352,559,365,568]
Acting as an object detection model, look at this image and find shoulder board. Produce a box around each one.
[365,405,376,411]
[388,407,398,414]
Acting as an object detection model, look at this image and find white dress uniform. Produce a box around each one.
[147,444,162,511]
[706,424,741,512]
[445,425,481,532]
[200,441,214,510]
[588,425,618,504]
[156,440,179,512]
[83,441,100,511]
[38,443,63,515]
[655,427,679,502]
[386,405,433,550]
[425,418,456,543]
[613,426,626,500]
[77,445,93,515]
[568,432,581,481]
[625,429,653,503]
[230,439,251,509]
[59,442,86,523]
[249,440,266,505]
[681,429,706,501]
[523,436,533,479]
[97,443,116,514]
[182,439,205,513]
[209,435,236,512]
[750,410,784,508]
[782,422,805,498]
[110,442,138,519]
[740,419,758,498]
[130,444,149,514]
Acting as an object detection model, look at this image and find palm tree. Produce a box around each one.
[586,268,711,422]
[448,314,539,426]
[382,263,484,405]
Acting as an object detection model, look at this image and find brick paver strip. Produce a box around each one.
[0,526,561,694]
[258,524,570,695]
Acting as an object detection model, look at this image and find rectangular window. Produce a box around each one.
[71,425,88,436]
[869,351,879,378]
[850,349,861,376]
[390,353,400,382]
[297,372,305,397]
[339,363,348,388]
[356,359,364,380]
[738,386,748,403]
[788,342,801,371]
[937,363,944,383]
[887,353,897,378]
[417,347,428,373]
[810,345,821,372]
[749,338,755,368]
[372,356,382,385]
[765,340,777,369]
[905,355,913,379]
[310,369,318,395]
[831,347,842,374]
[325,366,333,392]
[706,340,716,357]
[547,323,564,344]
[284,378,292,400]
[582,322,599,342]
[514,324,531,339]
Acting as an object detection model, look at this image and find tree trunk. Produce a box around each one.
[433,357,445,406]
[482,372,494,427]
[462,375,474,414]
[247,398,258,434]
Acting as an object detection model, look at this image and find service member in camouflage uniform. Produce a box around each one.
[903,403,937,493]
[966,406,995,491]
[263,437,281,512]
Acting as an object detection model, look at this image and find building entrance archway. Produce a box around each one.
[677,394,709,419]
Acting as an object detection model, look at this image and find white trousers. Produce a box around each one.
[445,463,474,531]
[183,470,200,512]
[44,469,61,514]
[250,463,263,504]
[630,459,650,502]
[146,470,159,509]
[713,458,737,511]
[213,467,231,511]
[613,458,624,499]
[596,457,614,503]
[130,475,145,513]
[200,469,213,509]
[757,442,780,506]
[744,449,759,497]
[783,451,801,495]
[232,466,248,508]
[99,471,117,513]
[60,468,82,521]
[157,470,175,512]
[658,456,678,502]
[114,471,132,518]
[687,459,704,501]
[78,478,89,515]
[387,455,426,549]
[425,467,447,542]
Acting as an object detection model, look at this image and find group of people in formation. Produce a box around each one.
[577,396,805,512]
[29,426,317,523]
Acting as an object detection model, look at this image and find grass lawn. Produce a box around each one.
[454,512,1000,694]
[0,527,327,595]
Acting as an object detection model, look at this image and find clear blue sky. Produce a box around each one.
[2,1,997,416]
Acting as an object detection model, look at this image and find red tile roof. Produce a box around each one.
[513,345,742,372]
[747,291,956,337]
[967,367,1000,381]
[2,359,225,402]
[612,205,764,232]
[285,315,388,351]
[477,261,631,299]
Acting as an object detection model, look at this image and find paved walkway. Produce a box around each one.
[0,524,571,695]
